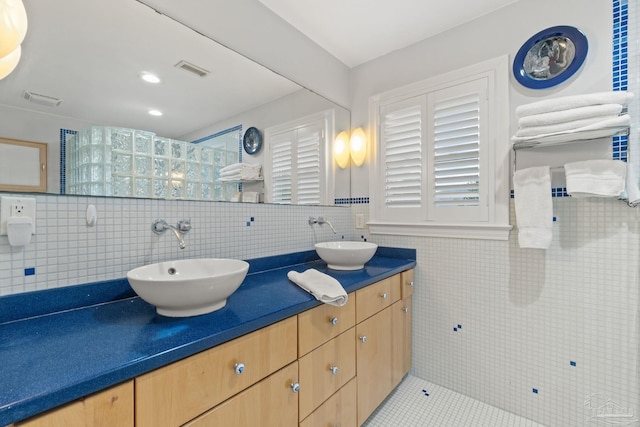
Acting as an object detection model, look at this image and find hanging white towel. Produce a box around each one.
[513,166,553,249]
[517,104,623,128]
[515,91,633,118]
[287,269,348,306]
[564,160,627,198]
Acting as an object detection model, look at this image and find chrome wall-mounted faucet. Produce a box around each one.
[152,219,192,249]
[308,216,337,234]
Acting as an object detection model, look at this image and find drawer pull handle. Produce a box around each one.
[409,281,414,287]
[330,317,339,326]
[290,382,301,393]
[359,336,367,343]
[380,293,388,299]
[330,366,339,375]
[234,363,245,375]
[403,307,409,313]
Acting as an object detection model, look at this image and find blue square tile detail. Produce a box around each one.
[24,268,35,276]
[532,388,539,394]
[246,222,251,227]
[570,361,577,366]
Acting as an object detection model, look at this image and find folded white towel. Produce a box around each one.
[511,114,630,144]
[513,166,553,249]
[516,91,633,118]
[514,115,622,137]
[518,104,623,128]
[565,160,627,198]
[287,269,348,306]
[219,163,262,174]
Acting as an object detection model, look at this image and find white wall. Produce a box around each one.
[350,1,640,426]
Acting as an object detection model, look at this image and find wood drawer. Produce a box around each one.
[401,269,414,299]
[135,316,297,427]
[299,378,357,427]
[298,328,356,420]
[355,274,400,323]
[297,292,355,356]
[184,362,299,427]
[15,381,133,427]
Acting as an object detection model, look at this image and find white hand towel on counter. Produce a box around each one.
[565,160,627,198]
[517,104,623,128]
[515,91,633,118]
[287,269,348,306]
[513,166,553,249]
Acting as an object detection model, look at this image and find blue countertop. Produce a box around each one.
[0,248,415,425]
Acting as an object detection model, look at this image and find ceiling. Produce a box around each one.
[258,0,522,68]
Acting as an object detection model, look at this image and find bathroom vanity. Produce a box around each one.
[1,249,415,427]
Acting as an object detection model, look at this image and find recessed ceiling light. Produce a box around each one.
[140,72,161,84]
[148,109,163,116]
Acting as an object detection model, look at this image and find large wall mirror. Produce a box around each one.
[0,0,351,206]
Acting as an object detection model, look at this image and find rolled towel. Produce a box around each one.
[514,115,622,137]
[565,160,627,198]
[516,91,633,118]
[518,104,623,128]
[287,269,348,306]
[513,166,553,249]
[512,114,630,144]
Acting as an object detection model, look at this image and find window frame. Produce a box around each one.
[368,55,512,240]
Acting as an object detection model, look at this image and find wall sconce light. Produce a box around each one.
[349,127,367,167]
[334,130,351,169]
[0,0,28,80]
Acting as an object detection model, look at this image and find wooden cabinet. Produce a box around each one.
[297,292,355,356]
[14,381,133,427]
[299,378,357,427]
[401,268,414,300]
[183,362,299,427]
[391,297,412,388]
[355,275,400,323]
[135,316,297,427]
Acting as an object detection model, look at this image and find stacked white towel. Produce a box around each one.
[219,163,262,182]
[512,91,632,147]
[564,160,627,198]
[287,269,348,306]
[513,166,553,249]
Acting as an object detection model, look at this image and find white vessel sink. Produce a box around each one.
[314,241,378,270]
[126,258,249,317]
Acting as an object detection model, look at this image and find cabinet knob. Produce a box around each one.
[408,281,414,287]
[403,307,409,313]
[359,336,367,343]
[290,382,300,393]
[329,366,339,375]
[329,317,338,326]
[380,293,388,300]
[234,363,245,375]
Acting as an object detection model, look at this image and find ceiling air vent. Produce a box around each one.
[174,60,211,78]
[23,90,63,107]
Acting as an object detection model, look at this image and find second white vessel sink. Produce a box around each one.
[127,258,249,317]
[315,241,378,270]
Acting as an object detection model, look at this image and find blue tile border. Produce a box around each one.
[613,0,628,162]
[59,129,78,195]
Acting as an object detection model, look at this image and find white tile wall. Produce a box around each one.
[0,194,355,295]
[357,198,640,427]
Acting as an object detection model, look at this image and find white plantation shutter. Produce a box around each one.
[427,78,489,222]
[379,96,426,221]
[266,116,328,205]
[296,125,322,205]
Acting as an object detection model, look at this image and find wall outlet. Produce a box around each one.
[1,196,36,235]
[355,213,365,229]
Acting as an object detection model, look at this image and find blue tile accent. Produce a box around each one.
[457,324,462,329]
[612,0,629,161]
[453,327,458,332]
[532,388,539,394]
[59,129,78,195]
[570,361,577,366]
[250,217,255,222]
[24,268,35,276]
[334,196,370,205]
[422,389,430,396]
[246,221,251,226]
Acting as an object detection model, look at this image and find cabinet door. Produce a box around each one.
[355,274,400,323]
[298,293,355,356]
[356,306,392,426]
[135,317,297,427]
[184,362,299,427]
[299,378,357,427]
[15,381,133,427]
[298,328,356,419]
[401,269,414,300]
[391,297,412,387]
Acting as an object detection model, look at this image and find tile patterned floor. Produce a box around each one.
[363,375,546,427]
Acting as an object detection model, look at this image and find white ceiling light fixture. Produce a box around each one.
[140,72,161,84]
[148,109,163,116]
[0,0,28,80]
